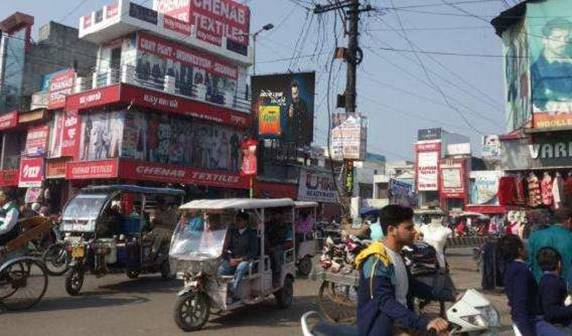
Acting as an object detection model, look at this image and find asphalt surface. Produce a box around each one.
[0,248,512,336]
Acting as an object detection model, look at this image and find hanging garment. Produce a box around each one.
[498,176,517,206]
[541,174,554,206]
[515,176,527,205]
[565,175,572,198]
[527,174,542,207]
[553,174,565,209]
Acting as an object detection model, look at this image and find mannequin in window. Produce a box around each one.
[419,215,452,270]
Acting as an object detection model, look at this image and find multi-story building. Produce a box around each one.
[54,0,253,199]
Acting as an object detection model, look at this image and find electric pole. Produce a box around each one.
[314,0,371,221]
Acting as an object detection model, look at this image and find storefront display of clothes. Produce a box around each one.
[498,171,572,209]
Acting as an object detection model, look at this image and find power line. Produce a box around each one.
[59,0,91,23]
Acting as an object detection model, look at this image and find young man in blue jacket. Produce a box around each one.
[356,205,452,336]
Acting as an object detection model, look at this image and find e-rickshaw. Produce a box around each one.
[170,198,297,332]
[294,201,319,276]
[60,185,185,296]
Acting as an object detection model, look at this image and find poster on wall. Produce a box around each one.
[251,72,315,147]
[471,171,502,205]
[298,169,337,203]
[49,111,64,158]
[79,111,125,161]
[18,157,44,188]
[136,32,239,107]
[389,179,415,207]
[121,110,244,173]
[528,0,572,128]
[330,113,368,161]
[502,20,531,131]
[482,135,502,161]
[61,110,80,158]
[440,160,466,198]
[25,125,49,157]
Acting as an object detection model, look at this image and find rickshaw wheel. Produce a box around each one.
[65,266,84,296]
[275,276,294,309]
[297,256,313,277]
[174,292,210,332]
[126,270,140,279]
[0,258,48,311]
[42,243,70,276]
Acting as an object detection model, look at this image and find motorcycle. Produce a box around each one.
[301,289,500,335]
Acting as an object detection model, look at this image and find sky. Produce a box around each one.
[0,0,513,161]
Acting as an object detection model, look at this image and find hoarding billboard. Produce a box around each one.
[47,69,76,110]
[415,142,440,192]
[439,159,467,199]
[251,72,315,147]
[330,113,368,161]
[298,168,337,203]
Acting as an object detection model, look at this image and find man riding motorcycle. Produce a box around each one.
[356,205,455,336]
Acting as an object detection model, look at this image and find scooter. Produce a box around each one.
[300,289,500,336]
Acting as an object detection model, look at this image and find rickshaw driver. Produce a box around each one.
[149,198,179,256]
[218,212,258,299]
[0,190,19,247]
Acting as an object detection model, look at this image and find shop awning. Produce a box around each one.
[464,204,521,215]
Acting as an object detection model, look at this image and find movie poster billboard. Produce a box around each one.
[502,20,531,131]
[135,32,239,108]
[79,111,125,161]
[121,110,244,173]
[527,0,572,128]
[251,72,315,147]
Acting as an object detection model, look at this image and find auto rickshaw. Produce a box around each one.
[170,198,296,332]
[294,201,319,276]
[60,185,185,296]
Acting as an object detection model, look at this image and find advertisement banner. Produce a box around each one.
[482,135,502,161]
[417,128,442,141]
[61,110,80,158]
[501,134,572,170]
[502,19,531,131]
[47,69,76,110]
[0,169,19,187]
[470,171,503,205]
[46,158,69,179]
[79,111,125,161]
[120,110,244,173]
[251,72,315,146]
[119,160,248,189]
[330,113,368,161]
[25,125,49,157]
[0,111,18,130]
[65,159,119,180]
[240,139,257,176]
[298,169,337,203]
[65,85,121,111]
[527,0,572,128]
[415,142,441,192]
[49,111,64,158]
[440,159,466,198]
[389,179,415,207]
[18,157,44,188]
[155,0,250,47]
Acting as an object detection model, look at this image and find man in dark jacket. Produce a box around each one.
[356,205,451,336]
[218,212,258,297]
[538,247,572,329]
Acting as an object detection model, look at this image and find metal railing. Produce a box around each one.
[87,64,251,113]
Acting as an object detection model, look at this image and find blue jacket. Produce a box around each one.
[539,272,572,326]
[528,225,572,286]
[355,242,454,336]
[504,261,542,336]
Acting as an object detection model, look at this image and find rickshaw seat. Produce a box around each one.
[5,216,52,254]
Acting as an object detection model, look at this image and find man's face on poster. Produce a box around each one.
[544,27,570,57]
[291,85,300,102]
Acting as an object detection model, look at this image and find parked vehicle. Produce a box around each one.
[60,185,185,296]
[170,198,297,332]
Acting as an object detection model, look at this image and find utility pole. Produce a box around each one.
[314,0,371,220]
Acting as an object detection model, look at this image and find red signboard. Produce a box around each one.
[255,182,297,199]
[0,111,18,130]
[439,159,467,199]
[19,157,44,188]
[163,15,192,35]
[83,15,92,29]
[106,3,119,19]
[240,139,257,176]
[48,69,76,110]
[61,110,80,158]
[415,142,442,192]
[120,84,250,128]
[138,32,238,79]
[0,169,19,187]
[120,160,248,189]
[46,158,69,179]
[65,85,122,111]
[65,160,119,180]
[25,125,49,156]
[156,0,250,47]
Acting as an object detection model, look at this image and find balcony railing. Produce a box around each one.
[83,64,250,113]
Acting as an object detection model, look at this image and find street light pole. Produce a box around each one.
[250,23,274,76]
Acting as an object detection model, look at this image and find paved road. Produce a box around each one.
[0,248,511,335]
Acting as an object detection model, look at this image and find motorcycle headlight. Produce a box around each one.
[461,314,487,327]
